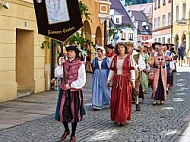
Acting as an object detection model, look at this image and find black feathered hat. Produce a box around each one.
[105,44,114,49]
[66,45,80,53]
[168,44,175,46]
[152,42,162,49]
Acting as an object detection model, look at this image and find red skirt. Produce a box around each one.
[110,74,132,123]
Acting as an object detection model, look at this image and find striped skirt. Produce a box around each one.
[59,90,84,123]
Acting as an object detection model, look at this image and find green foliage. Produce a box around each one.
[66,32,96,55]
[41,36,50,49]
[106,23,134,39]
[79,1,92,22]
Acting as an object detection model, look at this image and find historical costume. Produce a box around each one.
[91,46,111,110]
[58,45,86,142]
[105,44,115,59]
[141,51,149,92]
[133,47,146,111]
[107,42,136,125]
[151,45,171,105]
[53,57,64,120]
[164,44,175,93]
[148,43,161,94]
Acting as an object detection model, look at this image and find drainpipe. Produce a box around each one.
[104,20,107,45]
[171,0,173,44]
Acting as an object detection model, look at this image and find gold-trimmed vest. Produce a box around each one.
[133,54,142,81]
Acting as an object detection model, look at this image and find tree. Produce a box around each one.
[106,23,134,44]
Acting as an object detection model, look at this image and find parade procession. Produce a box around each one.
[1,0,190,142]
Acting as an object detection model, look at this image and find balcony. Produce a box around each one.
[98,0,111,23]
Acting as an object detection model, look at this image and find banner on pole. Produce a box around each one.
[33,0,83,42]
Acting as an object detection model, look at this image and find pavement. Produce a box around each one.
[0,65,190,142]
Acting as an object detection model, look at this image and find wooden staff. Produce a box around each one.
[62,56,68,97]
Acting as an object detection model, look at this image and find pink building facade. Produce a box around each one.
[152,0,172,44]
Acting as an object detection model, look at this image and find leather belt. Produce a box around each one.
[155,66,165,69]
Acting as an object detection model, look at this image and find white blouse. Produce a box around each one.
[98,60,103,69]
[54,63,86,89]
[107,55,136,82]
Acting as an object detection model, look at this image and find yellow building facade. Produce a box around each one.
[0,0,111,102]
[173,0,190,50]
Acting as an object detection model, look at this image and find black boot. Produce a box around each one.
[136,104,141,111]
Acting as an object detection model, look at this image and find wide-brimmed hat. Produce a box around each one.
[152,42,162,49]
[168,44,175,46]
[66,45,80,52]
[105,44,114,49]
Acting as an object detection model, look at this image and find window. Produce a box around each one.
[115,16,122,24]
[163,0,166,5]
[154,0,157,9]
[176,5,179,21]
[158,17,160,28]
[168,12,171,25]
[162,37,165,44]
[158,0,160,8]
[154,38,157,42]
[116,17,120,23]
[128,33,133,41]
[183,3,186,19]
[142,36,144,41]
[121,33,126,40]
[162,15,165,27]
[158,38,161,43]
[154,18,157,29]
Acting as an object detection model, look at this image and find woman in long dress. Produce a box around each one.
[150,45,171,105]
[107,42,136,125]
[91,46,111,110]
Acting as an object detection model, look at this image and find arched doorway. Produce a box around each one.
[181,32,186,47]
[174,34,179,51]
[95,26,102,46]
[82,20,93,72]
[83,20,91,40]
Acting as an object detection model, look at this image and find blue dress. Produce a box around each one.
[92,57,111,109]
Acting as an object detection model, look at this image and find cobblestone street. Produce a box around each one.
[0,66,190,142]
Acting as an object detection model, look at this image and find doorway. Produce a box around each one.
[16,29,34,96]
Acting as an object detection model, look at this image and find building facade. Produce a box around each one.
[109,0,136,46]
[128,10,152,47]
[0,0,111,102]
[173,0,190,50]
[152,0,172,44]
[0,0,45,102]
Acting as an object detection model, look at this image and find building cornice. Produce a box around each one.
[152,25,172,32]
